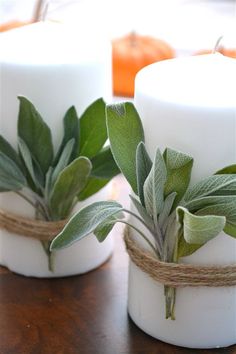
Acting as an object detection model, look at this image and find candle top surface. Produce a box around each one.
[135,54,236,108]
[0,22,109,65]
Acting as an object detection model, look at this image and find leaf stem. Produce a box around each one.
[154,221,164,251]
[116,219,159,258]
[163,214,177,262]
[123,208,162,256]
[123,208,154,234]
[15,190,46,219]
[28,189,51,220]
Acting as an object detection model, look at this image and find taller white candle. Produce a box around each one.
[0,22,113,277]
[128,54,236,348]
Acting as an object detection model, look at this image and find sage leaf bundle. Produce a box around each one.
[51,102,236,318]
[0,97,120,270]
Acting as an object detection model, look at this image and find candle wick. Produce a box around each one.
[41,2,49,21]
[33,0,47,22]
[213,36,224,54]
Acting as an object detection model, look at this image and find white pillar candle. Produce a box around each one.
[128,54,236,348]
[0,22,113,277]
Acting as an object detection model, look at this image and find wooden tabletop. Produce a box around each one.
[0,177,235,354]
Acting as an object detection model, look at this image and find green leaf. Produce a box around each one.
[94,212,124,242]
[136,142,152,206]
[0,135,23,170]
[177,206,226,244]
[17,96,54,175]
[210,177,236,196]
[195,201,236,239]
[215,164,236,175]
[196,202,236,223]
[211,189,236,196]
[50,201,123,250]
[163,148,193,207]
[51,139,75,185]
[90,147,120,179]
[0,152,26,191]
[106,102,145,194]
[129,194,154,230]
[177,234,203,258]
[185,195,236,212]
[45,167,53,202]
[18,138,41,190]
[224,222,236,238]
[184,175,236,202]
[77,177,109,201]
[54,106,79,164]
[79,98,107,158]
[50,157,92,219]
[143,148,167,223]
[158,192,177,229]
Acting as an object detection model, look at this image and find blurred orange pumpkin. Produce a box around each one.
[112,32,175,97]
[195,47,236,59]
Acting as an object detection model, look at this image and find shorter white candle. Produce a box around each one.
[128,54,236,348]
[0,22,113,277]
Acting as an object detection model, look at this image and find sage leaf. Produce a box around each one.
[18,138,41,190]
[17,96,54,175]
[177,206,226,244]
[195,202,236,236]
[159,192,177,229]
[0,135,23,170]
[144,148,167,223]
[211,189,236,196]
[106,102,144,194]
[51,139,75,185]
[45,167,53,203]
[185,195,236,212]
[0,152,26,191]
[215,164,236,175]
[224,222,236,238]
[50,201,123,250]
[136,142,152,206]
[210,178,236,195]
[94,212,124,242]
[177,234,203,258]
[163,148,193,207]
[79,98,107,158]
[129,194,154,230]
[90,147,120,179]
[50,157,92,219]
[77,177,109,201]
[184,175,236,202]
[54,106,79,164]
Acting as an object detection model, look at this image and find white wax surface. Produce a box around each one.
[131,53,236,348]
[135,54,236,183]
[0,22,112,148]
[136,54,235,107]
[128,261,236,349]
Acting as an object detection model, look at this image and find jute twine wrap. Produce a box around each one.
[124,227,236,288]
[0,209,66,241]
